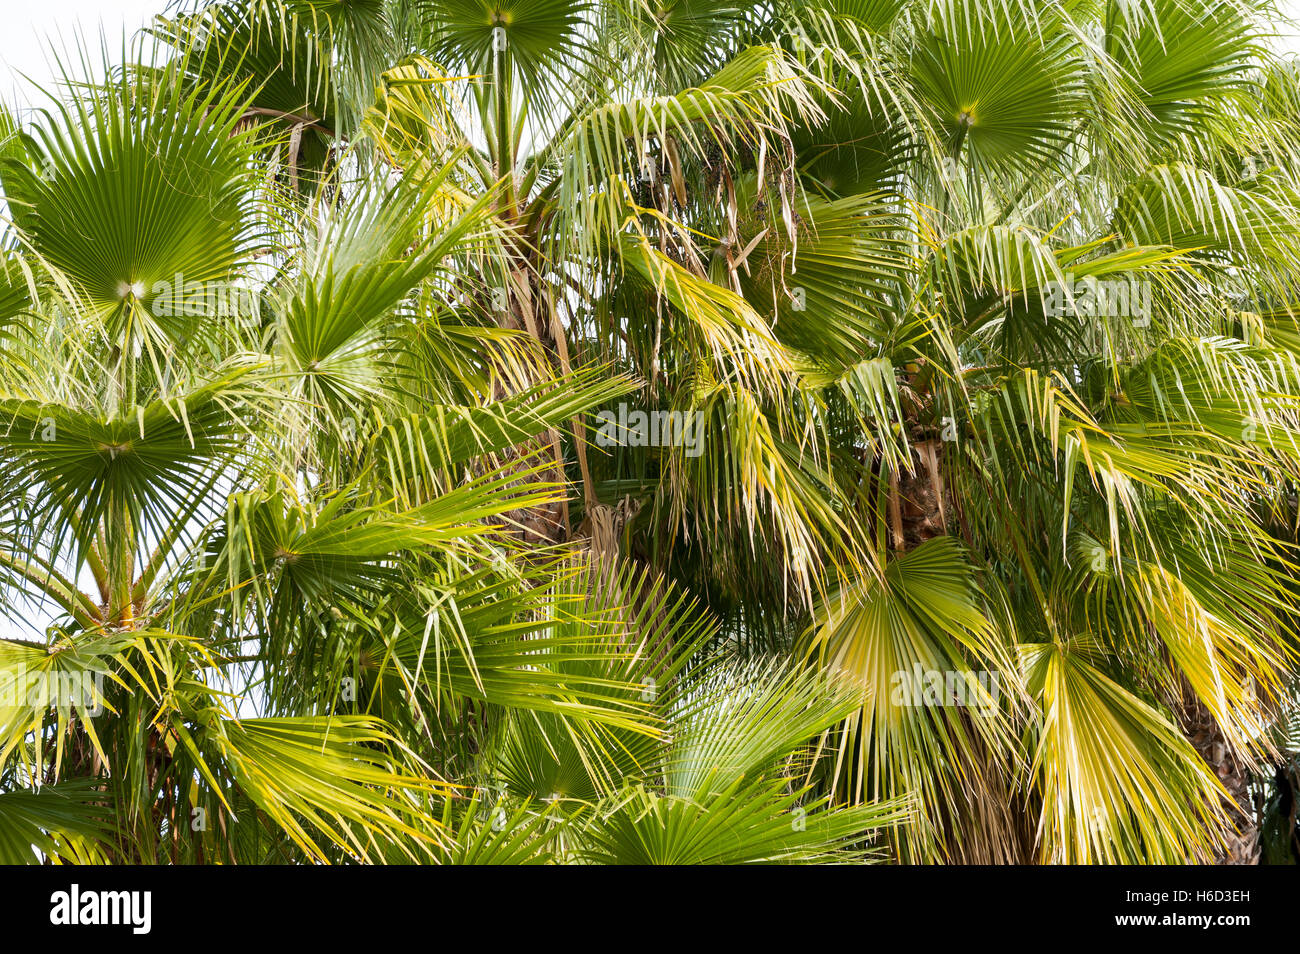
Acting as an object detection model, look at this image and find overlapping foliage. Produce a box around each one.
[1,0,1299,864]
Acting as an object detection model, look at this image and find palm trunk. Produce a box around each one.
[1180,692,1260,864]
[488,261,572,547]
[891,438,953,550]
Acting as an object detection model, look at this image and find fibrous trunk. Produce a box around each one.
[1180,692,1260,864]
[891,438,953,550]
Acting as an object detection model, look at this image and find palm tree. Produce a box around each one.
[1,0,1299,865]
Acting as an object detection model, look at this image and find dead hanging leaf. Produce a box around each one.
[888,468,904,550]
[725,170,738,243]
[778,175,798,267]
[733,228,769,276]
[288,122,305,192]
[666,136,687,209]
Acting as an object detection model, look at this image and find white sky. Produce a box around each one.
[0,0,166,108]
[0,0,1297,99]
[0,0,1296,103]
